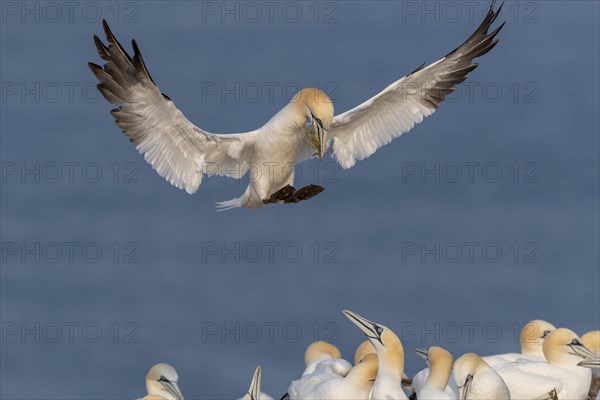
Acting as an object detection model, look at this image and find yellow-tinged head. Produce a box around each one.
[543,328,600,368]
[415,346,454,390]
[304,341,342,366]
[345,353,379,391]
[581,331,600,355]
[520,319,556,356]
[145,363,183,400]
[291,88,334,159]
[354,340,376,365]
[343,310,405,381]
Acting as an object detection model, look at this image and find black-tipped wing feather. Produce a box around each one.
[329,3,505,169]
[89,20,256,194]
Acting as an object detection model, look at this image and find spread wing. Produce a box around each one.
[89,20,256,194]
[329,3,505,169]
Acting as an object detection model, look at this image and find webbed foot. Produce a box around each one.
[263,185,295,204]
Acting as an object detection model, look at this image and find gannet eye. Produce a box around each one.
[377,326,383,334]
[570,339,580,346]
[158,375,170,383]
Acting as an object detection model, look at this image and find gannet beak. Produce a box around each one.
[318,125,327,160]
[414,348,429,361]
[342,310,384,345]
[570,341,600,368]
[459,374,474,400]
[162,380,184,400]
[310,115,327,159]
[247,366,261,400]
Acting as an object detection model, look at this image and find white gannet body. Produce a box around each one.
[495,328,599,400]
[302,341,346,377]
[343,310,408,400]
[412,347,456,400]
[482,319,555,368]
[144,363,184,400]
[453,353,510,400]
[288,353,378,400]
[287,342,352,399]
[89,5,504,210]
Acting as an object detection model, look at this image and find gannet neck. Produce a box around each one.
[304,341,342,366]
[378,338,405,382]
[354,340,376,365]
[345,353,379,393]
[426,346,454,390]
[520,319,556,356]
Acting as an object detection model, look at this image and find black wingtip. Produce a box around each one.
[87,61,101,71]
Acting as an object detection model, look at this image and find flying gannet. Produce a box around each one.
[89,4,504,210]
[143,363,184,400]
[342,310,409,399]
[494,328,600,400]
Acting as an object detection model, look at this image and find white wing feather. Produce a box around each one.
[329,4,504,169]
[90,20,256,194]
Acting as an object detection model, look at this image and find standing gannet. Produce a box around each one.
[287,353,378,400]
[453,353,510,400]
[494,328,600,400]
[482,319,556,368]
[144,363,184,400]
[342,310,408,400]
[412,347,457,400]
[354,340,376,365]
[88,4,504,210]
